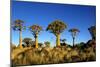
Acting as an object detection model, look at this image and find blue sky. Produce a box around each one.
[11,1,96,46]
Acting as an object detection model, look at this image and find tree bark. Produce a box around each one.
[56,34,60,47]
[19,30,22,49]
[35,34,38,48]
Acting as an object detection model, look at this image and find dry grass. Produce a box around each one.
[11,44,96,66]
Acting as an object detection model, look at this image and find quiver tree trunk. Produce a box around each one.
[35,34,38,48]
[73,37,75,47]
[19,30,23,48]
[56,34,60,47]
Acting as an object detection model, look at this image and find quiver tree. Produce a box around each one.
[23,38,32,47]
[29,25,42,48]
[12,19,26,48]
[46,20,67,47]
[88,26,96,40]
[69,28,80,47]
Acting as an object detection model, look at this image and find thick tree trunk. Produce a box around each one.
[73,37,75,47]
[35,34,38,48]
[19,30,22,49]
[56,34,60,47]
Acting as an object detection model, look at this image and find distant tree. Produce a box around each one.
[80,42,85,46]
[23,38,32,47]
[30,41,35,47]
[60,39,67,46]
[69,28,80,47]
[88,26,96,40]
[44,41,50,47]
[29,25,42,48]
[76,42,85,50]
[60,39,66,43]
[22,44,26,48]
[38,43,43,47]
[67,44,73,48]
[12,19,26,48]
[46,20,67,47]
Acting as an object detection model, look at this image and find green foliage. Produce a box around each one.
[30,41,35,47]
[29,24,42,37]
[23,38,32,47]
[60,39,66,43]
[12,19,25,31]
[44,41,50,47]
[38,43,43,47]
[46,20,67,36]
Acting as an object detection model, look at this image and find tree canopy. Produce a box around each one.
[69,28,80,38]
[12,19,26,31]
[46,20,67,36]
[29,24,42,36]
